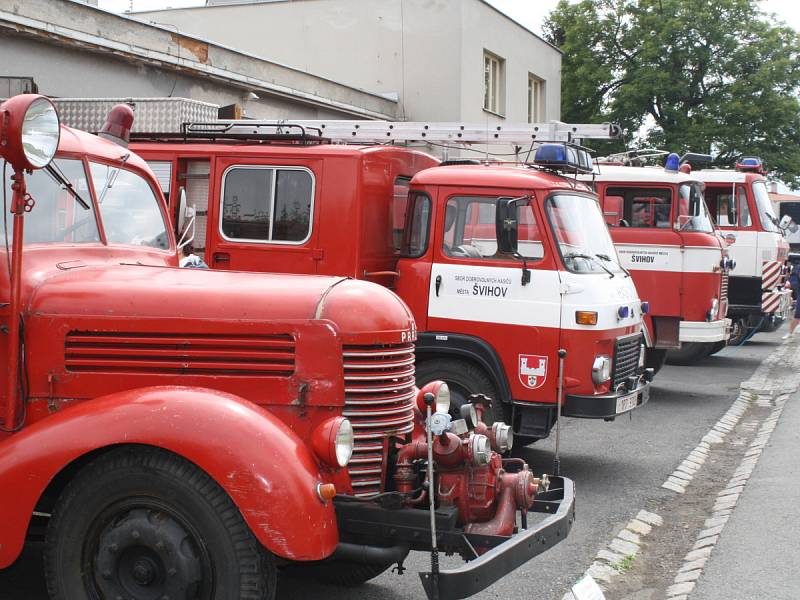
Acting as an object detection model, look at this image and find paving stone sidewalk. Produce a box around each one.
[690,380,800,600]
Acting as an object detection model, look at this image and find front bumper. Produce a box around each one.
[333,477,575,600]
[678,318,731,343]
[419,477,575,600]
[762,288,792,318]
[563,376,651,419]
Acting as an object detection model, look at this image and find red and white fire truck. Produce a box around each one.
[583,154,732,367]
[0,94,574,600]
[100,106,654,443]
[693,158,791,342]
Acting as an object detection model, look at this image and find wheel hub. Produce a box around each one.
[92,507,205,599]
[132,557,157,586]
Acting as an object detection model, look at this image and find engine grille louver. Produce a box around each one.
[343,343,416,497]
[612,334,641,391]
[65,331,295,376]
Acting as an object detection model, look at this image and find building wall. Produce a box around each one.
[0,0,398,120]
[459,1,561,125]
[0,35,364,120]
[135,0,561,123]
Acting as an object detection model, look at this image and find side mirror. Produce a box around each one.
[496,196,532,286]
[496,196,525,254]
[176,187,196,249]
[727,203,737,225]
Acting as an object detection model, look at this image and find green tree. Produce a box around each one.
[543,0,800,185]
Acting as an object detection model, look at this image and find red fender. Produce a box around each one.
[0,386,337,568]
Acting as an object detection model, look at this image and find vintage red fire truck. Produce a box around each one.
[584,154,732,368]
[693,158,791,343]
[120,113,653,443]
[0,94,574,600]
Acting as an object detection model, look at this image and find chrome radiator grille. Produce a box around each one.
[342,343,416,497]
[720,271,729,303]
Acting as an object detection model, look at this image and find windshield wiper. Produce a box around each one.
[596,253,631,277]
[98,152,131,204]
[563,252,615,278]
[44,164,91,211]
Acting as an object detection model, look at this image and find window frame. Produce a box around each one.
[89,159,172,250]
[440,194,545,263]
[219,164,315,246]
[483,50,506,117]
[399,191,432,259]
[605,185,674,229]
[527,74,545,123]
[544,190,620,275]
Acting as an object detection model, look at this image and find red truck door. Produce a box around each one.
[206,157,321,273]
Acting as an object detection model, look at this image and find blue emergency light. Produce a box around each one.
[533,143,594,174]
[736,157,764,173]
[618,306,630,319]
[664,153,681,172]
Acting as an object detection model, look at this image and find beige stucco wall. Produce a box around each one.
[135,0,561,123]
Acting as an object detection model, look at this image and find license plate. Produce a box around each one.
[616,391,638,414]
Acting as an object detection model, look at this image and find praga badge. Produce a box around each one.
[519,354,547,389]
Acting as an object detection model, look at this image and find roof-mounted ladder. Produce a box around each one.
[185,120,622,145]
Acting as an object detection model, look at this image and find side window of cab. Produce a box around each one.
[441,196,544,260]
[220,166,314,244]
[607,187,672,228]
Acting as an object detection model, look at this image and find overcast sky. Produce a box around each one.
[98,0,800,33]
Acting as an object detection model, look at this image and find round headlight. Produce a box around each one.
[334,419,354,467]
[416,380,451,415]
[435,382,451,414]
[312,416,354,468]
[21,97,60,169]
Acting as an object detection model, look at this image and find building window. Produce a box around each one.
[528,75,545,122]
[221,166,314,244]
[483,51,505,115]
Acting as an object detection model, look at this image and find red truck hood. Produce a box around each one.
[25,263,415,343]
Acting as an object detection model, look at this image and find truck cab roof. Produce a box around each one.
[589,165,698,184]
[411,163,593,192]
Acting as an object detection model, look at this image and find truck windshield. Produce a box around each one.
[752,180,780,233]
[90,162,169,249]
[677,183,714,233]
[546,193,623,274]
[1,158,101,244]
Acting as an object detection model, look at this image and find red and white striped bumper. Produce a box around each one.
[762,288,791,317]
[762,260,784,290]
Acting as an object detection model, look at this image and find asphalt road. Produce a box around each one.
[0,332,781,600]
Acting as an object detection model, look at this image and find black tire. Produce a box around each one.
[706,340,728,356]
[415,357,504,424]
[727,318,749,346]
[44,446,276,600]
[644,348,668,375]
[665,342,714,366]
[283,560,390,587]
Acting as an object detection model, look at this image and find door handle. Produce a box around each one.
[435,275,442,297]
[213,252,230,264]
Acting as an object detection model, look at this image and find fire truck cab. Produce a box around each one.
[0,95,574,600]
[131,125,653,443]
[584,157,731,368]
[694,159,791,342]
